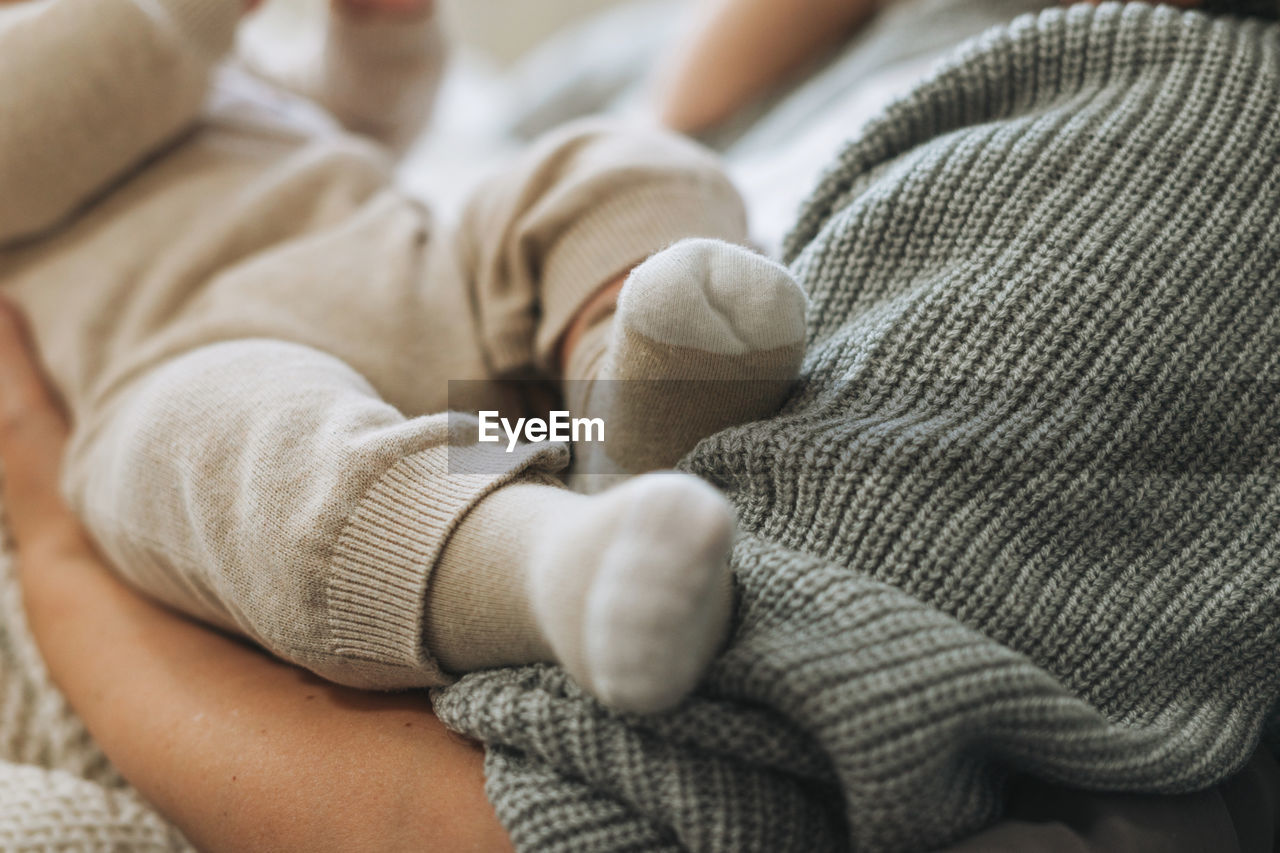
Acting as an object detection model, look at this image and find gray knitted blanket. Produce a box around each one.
[432,4,1280,851]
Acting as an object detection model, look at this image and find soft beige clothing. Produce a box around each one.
[0,0,747,688]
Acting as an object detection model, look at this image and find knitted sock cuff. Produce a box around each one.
[326,442,564,689]
[425,479,571,673]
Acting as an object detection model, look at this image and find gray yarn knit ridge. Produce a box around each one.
[433,4,1280,850]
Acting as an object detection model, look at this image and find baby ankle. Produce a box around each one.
[424,481,576,673]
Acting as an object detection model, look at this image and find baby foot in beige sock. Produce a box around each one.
[426,472,735,713]
[566,238,807,489]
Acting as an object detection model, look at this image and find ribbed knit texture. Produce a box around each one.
[0,529,193,850]
[431,4,1280,851]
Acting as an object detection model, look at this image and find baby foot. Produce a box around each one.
[527,472,735,713]
[566,238,807,488]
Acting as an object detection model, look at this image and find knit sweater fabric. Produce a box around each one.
[431,4,1280,851]
[0,526,193,850]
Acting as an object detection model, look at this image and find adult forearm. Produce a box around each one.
[655,0,878,135]
[19,521,509,852]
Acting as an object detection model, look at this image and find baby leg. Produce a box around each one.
[61,337,731,711]
[60,339,559,690]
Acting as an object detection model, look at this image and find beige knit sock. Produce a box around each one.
[565,238,807,490]
[425,472,735,713]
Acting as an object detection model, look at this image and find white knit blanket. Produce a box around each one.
[0,516,190,851]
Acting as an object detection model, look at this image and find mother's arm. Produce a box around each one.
[654,0,880,136]
[0,300,511,853]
